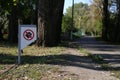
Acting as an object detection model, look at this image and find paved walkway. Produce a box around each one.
[60,36,120,80]
[61,48,119,80]
[77,36,120,68]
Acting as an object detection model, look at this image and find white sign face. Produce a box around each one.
[18,25,37,64]
[18,25,36,50]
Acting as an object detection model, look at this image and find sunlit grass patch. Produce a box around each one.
[78,47,104,63]
[0,44,65,64]
[23,46,65,56]
[0,43,17,56]
[0,64,78,80]
[0,44,80,79]
[1,64,60,80]
[112,71,120,79]
[101,64,112,70]
[78,47,90,56]
[0,65,4,70]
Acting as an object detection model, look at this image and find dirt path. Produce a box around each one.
[60,36,120,80]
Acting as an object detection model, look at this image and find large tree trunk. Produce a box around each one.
[8,6,18,43]
[0,27,3,40]
[102,0,109,41]
[116,0,120,42]
[36,0,64,47]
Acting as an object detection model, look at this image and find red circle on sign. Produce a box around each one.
[23,29,34,40]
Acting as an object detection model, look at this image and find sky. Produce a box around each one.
[63,0,92,13]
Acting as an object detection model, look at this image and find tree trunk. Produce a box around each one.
[36,0,64,47]
[0,27,3,40]
[102,0,109,41]
[116,0,120,42]
[8,6,18,43]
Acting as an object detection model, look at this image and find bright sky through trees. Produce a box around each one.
[63,0,92,13]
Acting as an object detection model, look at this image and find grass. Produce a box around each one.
[0,65,3,70]
[1,64,61,80]
[0,42,78,80]
[1,41,119,79]
[101,64,112,70]
[78,47,104,63]
[112,71,120,79]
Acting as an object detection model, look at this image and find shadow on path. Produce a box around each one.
[76,36,120,69]
[77,36,120,51]
[0,53,103,71]
[0,36,120,77]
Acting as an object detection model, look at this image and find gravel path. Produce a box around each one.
[60,36,120,80]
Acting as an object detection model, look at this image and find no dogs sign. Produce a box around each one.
[18,25,36,49]
[23,29,34,40]
[18,25,36,64]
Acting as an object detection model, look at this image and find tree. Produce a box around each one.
[0,0,37,42]
[62,15,73,32]
[102,0,109,41]
[116,0,120,41]
[0,0,18,42]
[65,3,89,30]
[36,0,65,47]
[89,0,103,36]
[0,6,8,40]
[101,0,120,42]
[65,2,103,36]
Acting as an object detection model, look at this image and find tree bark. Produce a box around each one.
[36,0,64,47]
[102,0,109,41]
[0,27,3,40]
[116,0,120,42]
[8,6,18,43]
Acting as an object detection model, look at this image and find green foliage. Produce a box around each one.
[64,2,103,36]
[62,15,72,32]
[101,64,112,70]
[89,54,104,63]
[88,0,103,36]
[0,0,37,41]
[0,0,36,23]
[72,30,85,38]
[65,2,89,29]
[78,47,103,63]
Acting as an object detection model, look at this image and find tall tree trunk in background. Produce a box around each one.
[0,27,3,40]
[8,6,18,43]
[46,0,64,46]
[36,0,47,47]
[102,0,109,41]
[36,0,64,47]
[116,0,120,42]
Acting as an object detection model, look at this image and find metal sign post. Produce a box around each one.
[18,25,21,64]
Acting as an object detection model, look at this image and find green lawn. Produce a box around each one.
[0,43,78,80]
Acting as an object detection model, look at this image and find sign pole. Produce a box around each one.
[18,47,21,64]
[18,25,21,64]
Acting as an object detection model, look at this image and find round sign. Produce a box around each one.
[23,29,34,40]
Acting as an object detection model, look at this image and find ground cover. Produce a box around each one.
[0,42,78,80]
